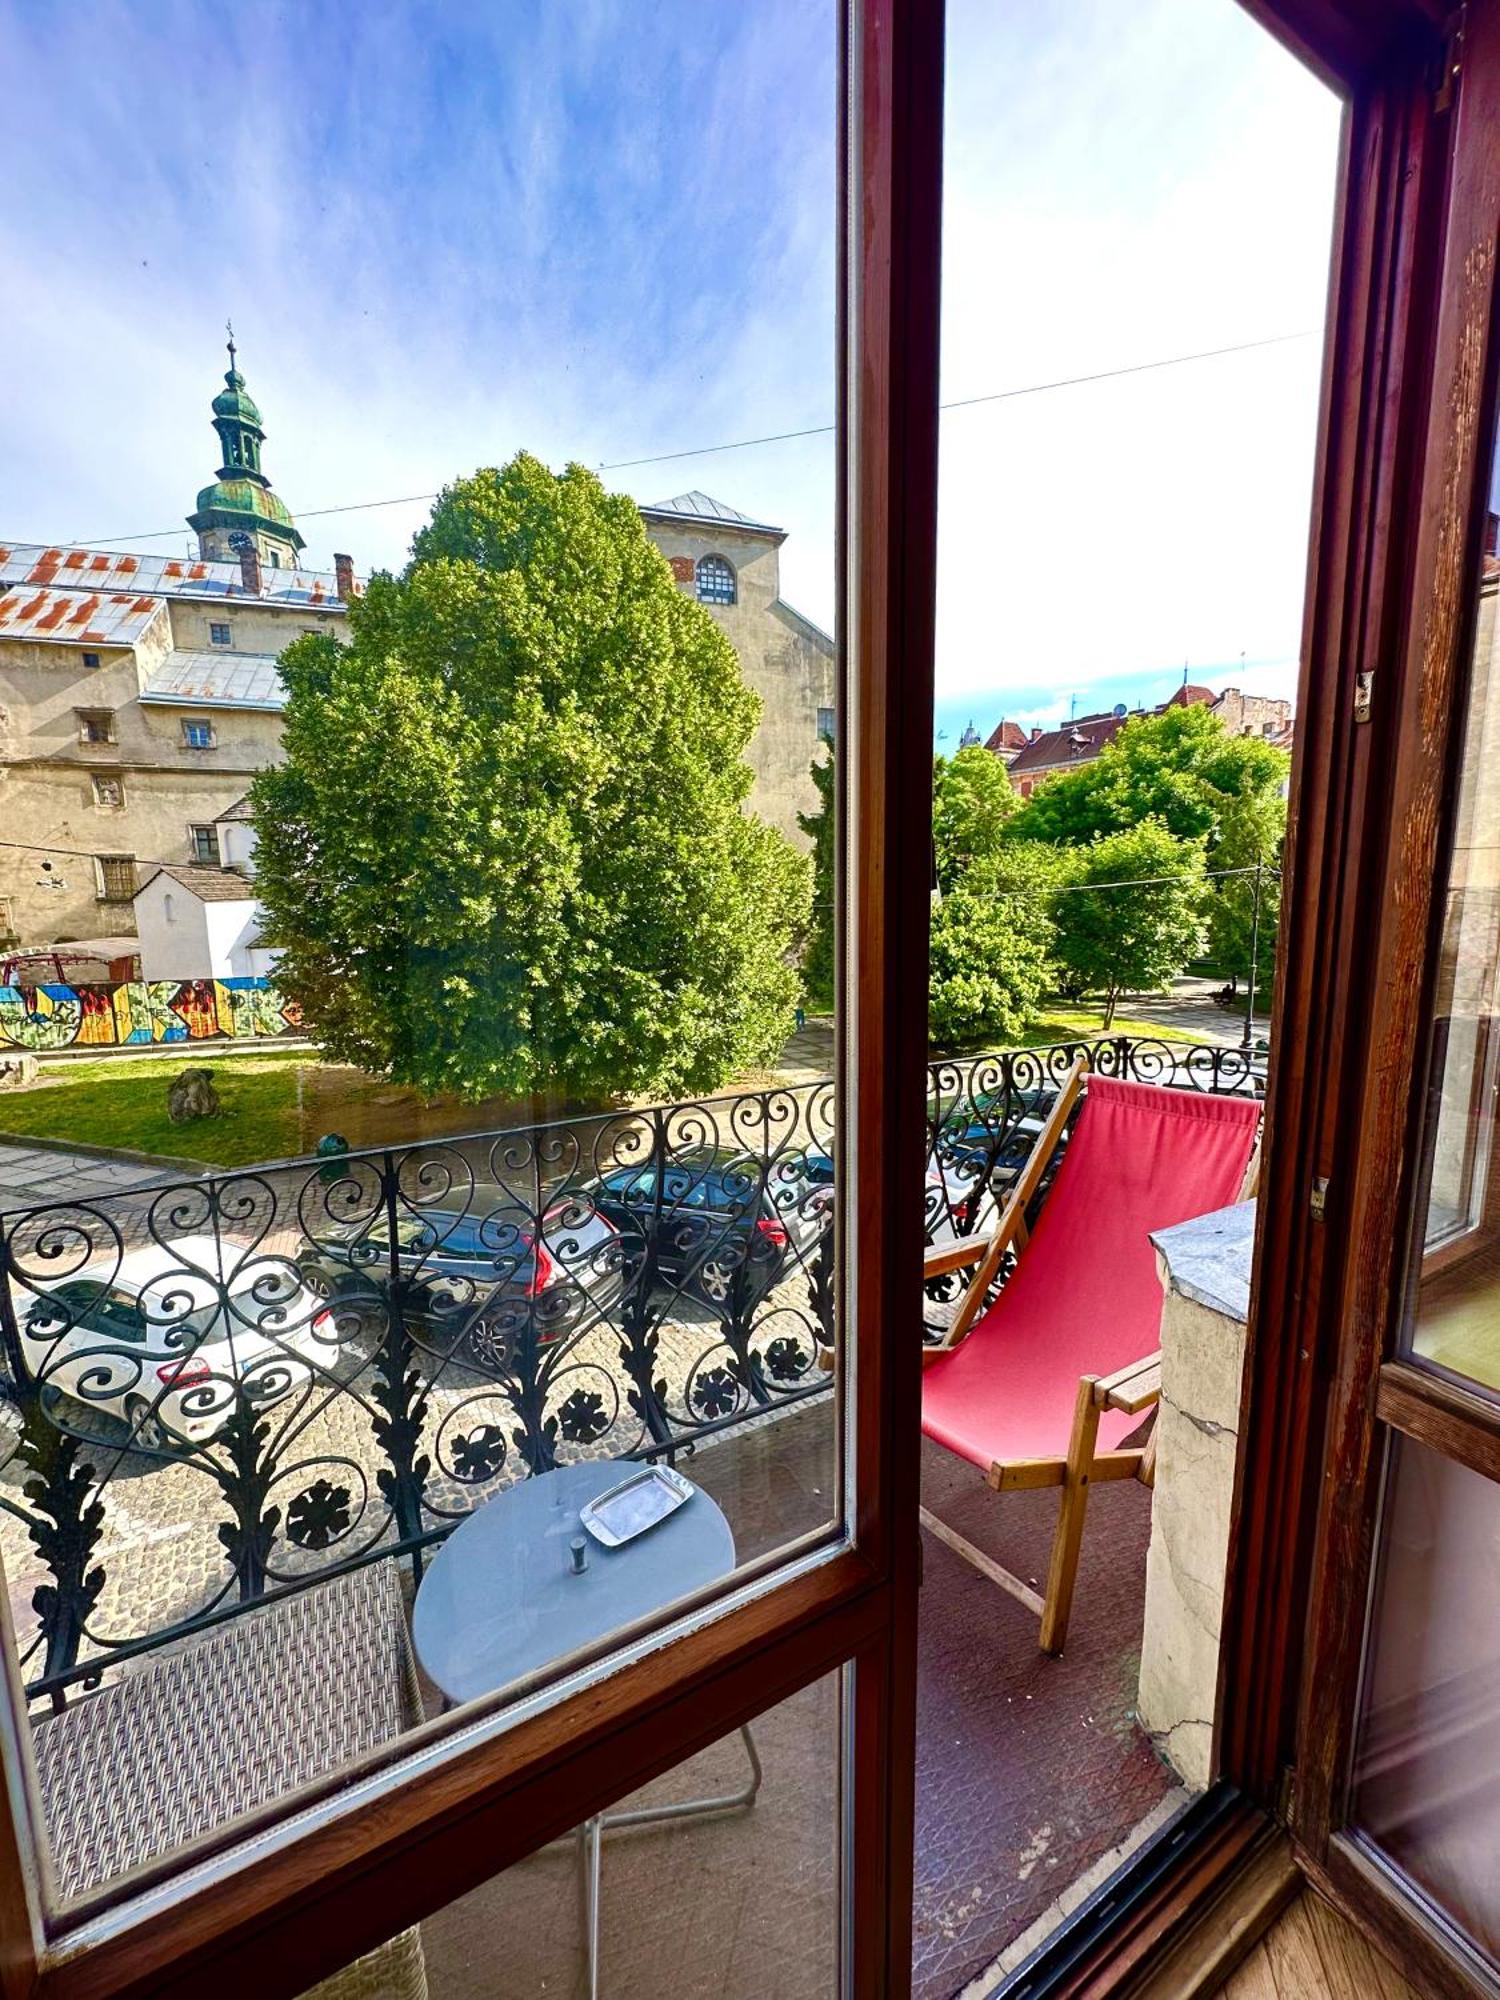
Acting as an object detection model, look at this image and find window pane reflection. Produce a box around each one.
[1405,419,1500,1397]
[1352,1437,1500,1965]
[311,1672,842,2000]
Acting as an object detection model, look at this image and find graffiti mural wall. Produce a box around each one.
[0,978,302,1052]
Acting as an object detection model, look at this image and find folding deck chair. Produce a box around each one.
[921,1064,1260,1655]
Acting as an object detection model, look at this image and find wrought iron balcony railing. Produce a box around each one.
[0,1034,1260,1706]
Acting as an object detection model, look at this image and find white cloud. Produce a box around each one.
[0,0,1336,728]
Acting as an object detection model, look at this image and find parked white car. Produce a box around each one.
[12,1236,341,1450]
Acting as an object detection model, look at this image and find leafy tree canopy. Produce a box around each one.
[932,743,1020,893]
[797,745,835,1012]
[1007,703,1287,862]
[1051,820,1208,1028]
[929,841,1059,1049]
[252,454,810,1102]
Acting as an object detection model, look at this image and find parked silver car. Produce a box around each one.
[12,1235,341,1450]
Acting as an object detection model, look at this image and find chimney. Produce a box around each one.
[238,544,263,596]
[334,552,355,601]
[1029,725,1042,742]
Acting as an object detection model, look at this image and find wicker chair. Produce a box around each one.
[31,1561,427,1999]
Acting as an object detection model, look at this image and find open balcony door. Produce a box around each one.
[0,5,943,1997]
[1245,1,1500,1992]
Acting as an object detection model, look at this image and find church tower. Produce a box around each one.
[187,330,306,569]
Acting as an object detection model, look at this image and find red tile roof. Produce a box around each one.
[1164,683,1216,708]
[1008,711,1132,776]
[985,718,1027,753]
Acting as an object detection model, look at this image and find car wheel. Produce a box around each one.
[125,1395,175,1455]
[462,1319,512,1375]
[696,1258,734,1307]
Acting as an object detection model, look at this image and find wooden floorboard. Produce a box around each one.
[1207,1891,1425,1999]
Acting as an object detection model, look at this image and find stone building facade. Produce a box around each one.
[638,491,835,847]
[0,371,834,947]
[0,545,352,948]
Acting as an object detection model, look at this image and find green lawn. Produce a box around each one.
[0,1053,320,1168]
[0,1052,554,1169]
[1004,1006,1204,1048]
[0,1004,1215,1169]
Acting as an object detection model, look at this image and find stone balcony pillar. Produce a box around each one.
[1138,1198,1257,1792]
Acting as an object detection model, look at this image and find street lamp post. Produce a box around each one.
[1242,861,1263,1052]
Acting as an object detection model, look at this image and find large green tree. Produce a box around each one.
[932,741,1021,892]
[927,748,1055,1046]
[252,454,810,1101]
[1007,703,1286,1000]
[929,841,1059,1048]
[1051,821,1208,1028]
[797,744,835,1012]
[1007,703,1287,855]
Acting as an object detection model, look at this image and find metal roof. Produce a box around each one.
[0,544,360,607]
[134,864,259,904]
[138,650,287,710]
[640,491,782,535]
[0,584,168,648]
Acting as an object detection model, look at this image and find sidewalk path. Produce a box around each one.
[0,1144,172,1216]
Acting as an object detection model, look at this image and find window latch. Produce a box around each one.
[1310,1177,1329,1222]
[1354,671,1374,723]
[1435,6,1467,114]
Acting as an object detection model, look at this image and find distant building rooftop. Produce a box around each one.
[134,864,259,904]
[1009,711,1133,776]
[0,544,360,608]
[640,491,784,538]
[0,583,168,649]
[985,718,1027,754]
[139,651,286,710]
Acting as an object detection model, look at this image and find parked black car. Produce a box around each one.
[295,1198,639,1370]
[591,1153,830,1306]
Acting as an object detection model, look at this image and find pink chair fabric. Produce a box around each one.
[922,1075,1260,1472]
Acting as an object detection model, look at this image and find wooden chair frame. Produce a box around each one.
[919,1059,1254,1654]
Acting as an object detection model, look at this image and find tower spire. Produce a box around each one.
[187,333,305,568]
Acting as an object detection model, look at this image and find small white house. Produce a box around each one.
[215,795,260,877]
[132,866,278,984]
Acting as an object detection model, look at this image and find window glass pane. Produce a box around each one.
[310,1672,841,2000]
[0,0,841,1910]
[1351,1436,1500,1965]
[1403,409,1500,1396]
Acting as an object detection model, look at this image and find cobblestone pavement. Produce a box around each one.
[0,1143,171,1215]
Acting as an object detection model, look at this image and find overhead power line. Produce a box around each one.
[60,328,1315,548]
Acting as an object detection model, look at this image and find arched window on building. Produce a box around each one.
[695,554,736,605]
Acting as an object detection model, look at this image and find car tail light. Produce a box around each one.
[156,1357,211,1388]
[526,1240,556,1298]
[311,1309,335,1339]
[756,1217,789,1251]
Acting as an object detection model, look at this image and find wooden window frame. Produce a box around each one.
[93,855,137,905]
[0,4,943,1996]
[0,6,1483,1997]
[74,710,114,746]
[1215,4,1500,1998]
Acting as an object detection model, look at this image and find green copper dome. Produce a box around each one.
[187,331,306,561]
[211,369,263,429]
[193,478,297,528]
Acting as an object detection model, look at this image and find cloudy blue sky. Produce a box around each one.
[0,0,1338,744]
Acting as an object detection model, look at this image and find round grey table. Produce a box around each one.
[412,1461,761,1998]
